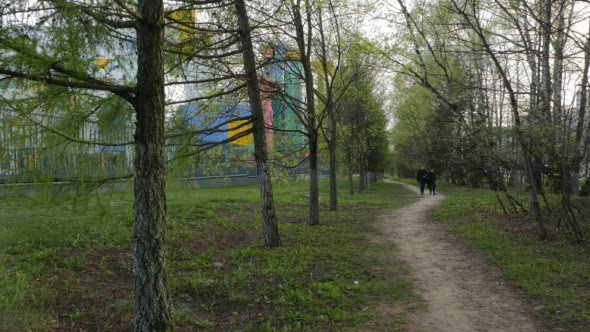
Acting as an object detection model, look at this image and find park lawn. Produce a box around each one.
[431,182,590,331]
[0,178,420,331]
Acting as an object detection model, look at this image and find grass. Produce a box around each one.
[0,177,420,331]
[431,182,590,331]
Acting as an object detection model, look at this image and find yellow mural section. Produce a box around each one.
[169,9,196,43]
[96,58,109,69]
[311,59,334,78]
[283,50,300,60]
[228,120,253,145]
[169,9,196,60]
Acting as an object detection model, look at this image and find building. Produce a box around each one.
[0,8,307,183]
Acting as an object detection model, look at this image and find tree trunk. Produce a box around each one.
[540,0,552,122]
[571,23,590,193]
[309,131,320,225]
[551,4,566,128]
[549,3,582,240]
[316,5,338,211]
[133,0,172,330]
[234,0,281,247]
[329,123,337,210]
[292,0,320,225]
[346,146,354,195]
[358,169,365,194]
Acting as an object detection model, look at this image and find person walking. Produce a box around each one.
[427,169,437,195]
[416,166,428,195]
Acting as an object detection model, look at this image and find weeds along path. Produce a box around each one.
[378,180,540,332]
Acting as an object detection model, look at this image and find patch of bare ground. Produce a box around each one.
[46,203,264,331]
[373,180,543,332]
[49,247,134,331]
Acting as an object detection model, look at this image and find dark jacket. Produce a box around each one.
[427,171,436,183]
[416,169,428,183]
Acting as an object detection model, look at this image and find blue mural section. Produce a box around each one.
[176,102,253,144]
[170,102,257,178]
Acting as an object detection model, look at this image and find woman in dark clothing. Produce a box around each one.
[416,166,428,195]
[427,169,437,195]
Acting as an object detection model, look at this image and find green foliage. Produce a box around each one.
[335,50,390,175]
[579,178,590,197]
[389,42,475,178]
[387,0,526,187]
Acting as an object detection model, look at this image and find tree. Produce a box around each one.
[234,0,281,247]
[3,0,172,327]
[132,0,172,328]
[2,0,172,328]
[288,0,322,225]
[2,1,291,327]
[391,0,549,239]
[336,59,389,193]
[570,22,590,194]
[316,24,380,209]
[1,0,231,328]
[386,0,590,241]
[256,0,374,220]
[315,0,342,211]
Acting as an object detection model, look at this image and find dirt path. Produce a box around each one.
[377,180,541,332]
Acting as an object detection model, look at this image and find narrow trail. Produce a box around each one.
[376,180,541,332]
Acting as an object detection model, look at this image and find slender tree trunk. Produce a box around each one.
[346,145,354,195]
[540,0,552,122]
[309,131,320,225]
[292,0,320,225]
[552,2,567,196]
[552,4,566,128]
[571,23,590,193]
[234,0,281,247]
[329,118,337,210]
[358,169,365,193]
[550,3,582,240]
[529,0,553,212]
[133,0,172,329]
[316,5,338,211]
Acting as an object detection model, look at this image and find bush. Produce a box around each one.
[579,178,590,196]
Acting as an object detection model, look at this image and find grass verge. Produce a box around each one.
[0,178,420,331]
[431,182,590,331]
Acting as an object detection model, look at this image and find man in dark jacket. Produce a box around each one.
[416,166,428,195]
[427,169,437,195]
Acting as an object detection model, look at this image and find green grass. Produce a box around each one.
[431,182,590,331]
[0,177,420,331]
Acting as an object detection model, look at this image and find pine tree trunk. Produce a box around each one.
[133,0,172,329]
[234,0,281,247]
